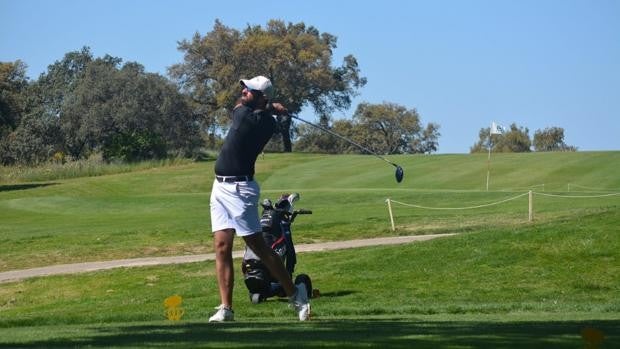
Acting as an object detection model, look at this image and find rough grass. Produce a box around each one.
[0,156,195,184]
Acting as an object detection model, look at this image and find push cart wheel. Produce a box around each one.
[250,293,262,304]
[294,274,313,298]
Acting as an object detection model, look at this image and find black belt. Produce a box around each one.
[215,175,254,183]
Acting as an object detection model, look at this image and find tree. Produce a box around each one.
[0,60,29,140]
[293,115,357,154]
[415,122,441,154]
[1,111,61,165]
[3,47,201,165]
[498,123,531,152]
[352,102,423,154]
[1,60,70,165]
[61,57,201,161]
[169,19,367,152]
[331,119,361,153]
[59,55,119,159]
[470,128,492,153]
[470,123,531,153]
[533,127,576,152]
[36,47,95,118]
[295,102,440,155]
[14,47,97,161]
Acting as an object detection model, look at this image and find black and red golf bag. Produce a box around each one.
[242,193,313,304]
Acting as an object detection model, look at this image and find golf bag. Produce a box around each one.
[242,193,313,304]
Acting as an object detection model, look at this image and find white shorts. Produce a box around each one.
[210,179,261,236]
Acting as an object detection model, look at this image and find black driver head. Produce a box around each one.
[395,165,404,183]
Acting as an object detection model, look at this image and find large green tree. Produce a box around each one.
[533,127,576,152]
[61,57,201,161]
[169,19,367,151]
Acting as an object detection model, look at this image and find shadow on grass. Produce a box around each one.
[268,291,357,304]
[2,319,618,348]
[0,183,58,192]
[318,290,357,298]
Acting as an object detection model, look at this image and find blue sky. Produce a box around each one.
[1,0,618,153]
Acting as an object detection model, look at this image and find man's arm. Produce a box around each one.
[266,102,288,116]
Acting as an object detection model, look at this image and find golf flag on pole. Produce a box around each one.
[490,122,505,135]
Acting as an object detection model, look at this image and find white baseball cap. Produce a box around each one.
[240,75,274,99]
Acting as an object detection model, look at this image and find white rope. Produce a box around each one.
[568,183,620,192]
[522,184,545,189]
[533,192,620,199]
[499,184,545,192]
[388,192,529,210]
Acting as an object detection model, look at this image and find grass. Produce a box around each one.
[0,156,196,184]
[1,319,618,348]
[0,151,619,347]
[1,152,618,271]
[0,210,618,347]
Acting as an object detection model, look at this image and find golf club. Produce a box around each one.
[289,114,404,183]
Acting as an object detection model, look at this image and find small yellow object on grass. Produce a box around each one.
[164,295,184,321]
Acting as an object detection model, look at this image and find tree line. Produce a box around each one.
[1,49,201,164]
[1,20,440,166]
[1,19,574,166]
[470,123,577,153]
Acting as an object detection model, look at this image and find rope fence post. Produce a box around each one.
[386,198,396,232]
[528,190,533,222]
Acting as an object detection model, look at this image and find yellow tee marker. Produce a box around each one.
[164,295,184,321]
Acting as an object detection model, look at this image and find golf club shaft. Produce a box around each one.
[290,115,398,168]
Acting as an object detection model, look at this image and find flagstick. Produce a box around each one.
[486,130,492,192]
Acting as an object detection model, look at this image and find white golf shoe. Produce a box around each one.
[290,283,311,321]
[208,304,234,322]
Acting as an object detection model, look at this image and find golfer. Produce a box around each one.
[209,76,310,322]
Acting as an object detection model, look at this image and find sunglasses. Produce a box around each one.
[243,86,263,96]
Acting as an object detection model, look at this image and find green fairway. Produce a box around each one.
[0,151,619,347]
[1,210,618,323]
[1,152,618,271]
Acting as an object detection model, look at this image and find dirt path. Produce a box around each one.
[0,234,455,284]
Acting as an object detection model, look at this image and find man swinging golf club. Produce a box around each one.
[209,76,310,322]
